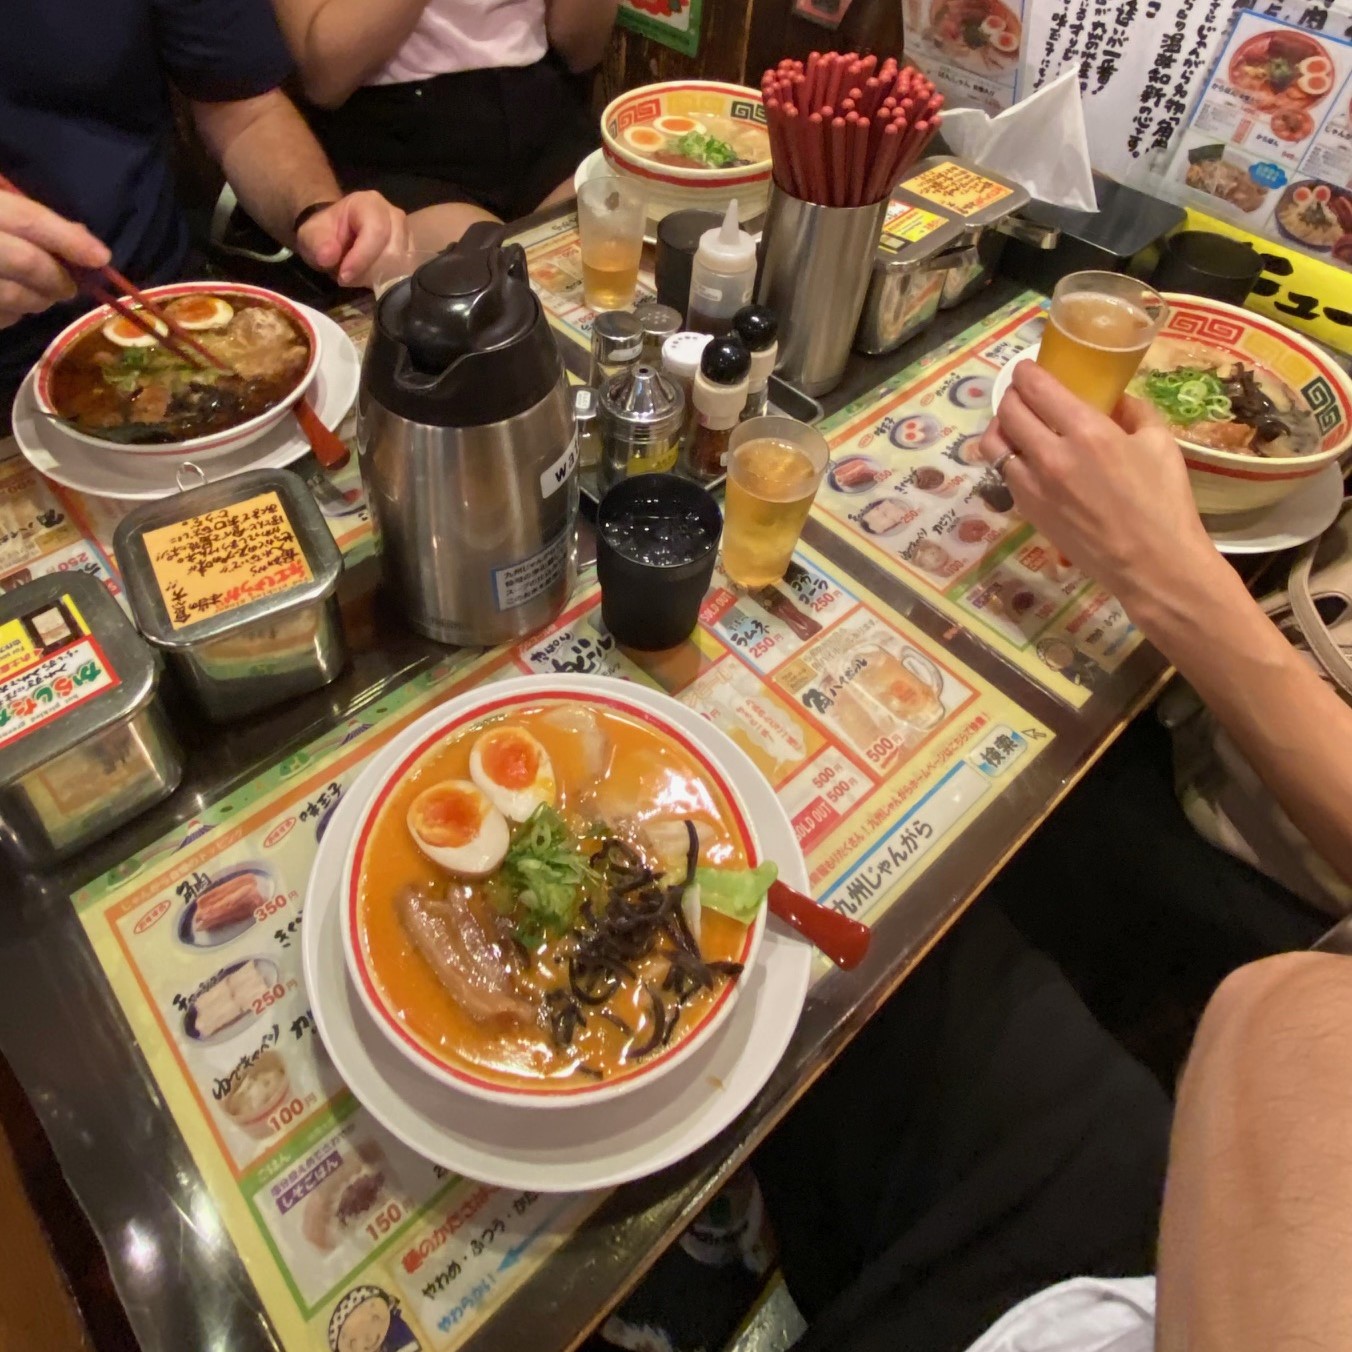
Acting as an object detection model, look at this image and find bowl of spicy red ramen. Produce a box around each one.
[601,81,773,223]
[33,282,320,459]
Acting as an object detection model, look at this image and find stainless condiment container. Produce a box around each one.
[756,187,891,396]
[855,198,972,356]
[589,311,645,388]
[0,572,182,865]
[114,469,347,723]
[597,365,685,490]
[633,302,683,368]
[891,157,1030,309]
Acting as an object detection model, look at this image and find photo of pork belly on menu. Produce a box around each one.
[192,872,266,934]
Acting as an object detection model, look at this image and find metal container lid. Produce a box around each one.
[598,365,685,445]
[591,311,644,366]
[894,156,1031,233]
[873,193,968,272]
[113,468,344,652]
[0,571,161,789]
[633,302,682,347]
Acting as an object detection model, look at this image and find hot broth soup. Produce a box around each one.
[48,292,311,445]
[355,702,774,1091]
[618,112,770,170]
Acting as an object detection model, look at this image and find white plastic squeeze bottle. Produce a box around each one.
[686,200,757,338]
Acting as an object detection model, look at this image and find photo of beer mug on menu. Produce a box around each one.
[854,642,947,732]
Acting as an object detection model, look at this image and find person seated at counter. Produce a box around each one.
[272,0,617,248]
[752,363,1352,1351]
[0,0,409,418]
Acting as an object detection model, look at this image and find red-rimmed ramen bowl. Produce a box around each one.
[340,676,770,1108]
[1147,295,1352,515]
[601,81,773,223]
[33,281,320,460]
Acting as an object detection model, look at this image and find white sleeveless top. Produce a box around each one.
[372,0,548,84]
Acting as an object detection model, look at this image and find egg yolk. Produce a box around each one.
[106,315,157,342]
[167,295,223,325]
[480,731,540,789]
[412,785,486,846]
[664,117,698,133]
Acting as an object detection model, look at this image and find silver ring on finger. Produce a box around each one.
[991,449,1018,479]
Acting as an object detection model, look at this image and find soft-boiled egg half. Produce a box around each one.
[407,779,509,876]
[652,114,704,137]
[623,125,667,154]
[165,294,234,330]
[469,725,556,822]
[102,312,168,347]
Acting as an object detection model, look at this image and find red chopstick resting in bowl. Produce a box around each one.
[761,53,944,207]
[0,171,232,374]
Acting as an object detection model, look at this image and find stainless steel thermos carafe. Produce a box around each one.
[358,224,578,646]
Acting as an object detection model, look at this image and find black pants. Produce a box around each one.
[306,54,599,221]
[754,903,1170,1352]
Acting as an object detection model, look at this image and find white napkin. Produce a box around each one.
[940,71,1097,212]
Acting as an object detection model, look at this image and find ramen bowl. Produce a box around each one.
[1152,295,1352,516]
[33,281,320,462]
[340,675,776,1109]
[601,81,773,224]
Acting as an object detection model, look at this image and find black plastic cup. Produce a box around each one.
[597,473,722,651]
[1151,231,1263,306]
[655,210,723,319]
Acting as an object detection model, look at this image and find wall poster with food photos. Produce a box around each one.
[616,0,703,58]
[811,293,1142,708]
[903,0,1028,114]
[72,545,1051,1348]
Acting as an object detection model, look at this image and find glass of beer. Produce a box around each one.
[722,415,830,587]
[1035,271,1167,414]
[577,178,647,311]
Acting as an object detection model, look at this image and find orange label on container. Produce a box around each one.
[143,492,313,630]
[880,203,950,251]
[902,164,1013,217]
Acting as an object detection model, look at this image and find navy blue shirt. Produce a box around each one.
[0,0,293,403]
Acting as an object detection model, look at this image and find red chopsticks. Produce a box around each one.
[0,171,232,374]
[762,53,944,207]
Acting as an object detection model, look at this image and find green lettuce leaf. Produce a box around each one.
[693,861,778,923]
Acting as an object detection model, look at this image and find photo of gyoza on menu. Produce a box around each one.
[1171,9,1352,272]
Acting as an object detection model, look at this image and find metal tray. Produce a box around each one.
[579,374,824,508]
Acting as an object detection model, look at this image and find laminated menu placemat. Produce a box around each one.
[73,542,1052,1350]
[811,291,1144,708]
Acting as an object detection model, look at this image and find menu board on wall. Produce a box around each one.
[904,0,1028,113]
[811,294,1142,707]
[1166,10,1352,272]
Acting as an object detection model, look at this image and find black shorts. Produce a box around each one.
[307,55,600,221]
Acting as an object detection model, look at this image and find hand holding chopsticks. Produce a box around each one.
[761,52,944,208]
[0,171,232,374]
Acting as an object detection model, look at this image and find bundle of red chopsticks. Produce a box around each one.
[761,52,944,208]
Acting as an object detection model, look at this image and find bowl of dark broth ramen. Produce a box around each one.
[34,282,319,458]
[341,679,776,1106]
[602,81,773,223]
[1135,295,1352,515]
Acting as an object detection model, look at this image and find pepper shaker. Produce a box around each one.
[589,311,644,389]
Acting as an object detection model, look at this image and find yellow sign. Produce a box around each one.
[902,163,1013,217]
[880,203,950,251]
[1184,208,1352,356]
[0,593,90,681]
[143,492,313,630]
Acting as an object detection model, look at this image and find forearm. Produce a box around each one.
[273,0,427,108]
[191,91,341,247]
[546,0,619,71]
[1158,953,1352,1352]
[1125,549,1352,887]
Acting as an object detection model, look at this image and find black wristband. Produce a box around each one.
[292,200,337,235]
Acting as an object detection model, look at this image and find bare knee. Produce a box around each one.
[1186,951,1352,1095]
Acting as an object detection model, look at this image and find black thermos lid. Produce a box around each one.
[362,220,561,426]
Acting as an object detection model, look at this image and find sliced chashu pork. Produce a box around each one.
[396,883,534,1025]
